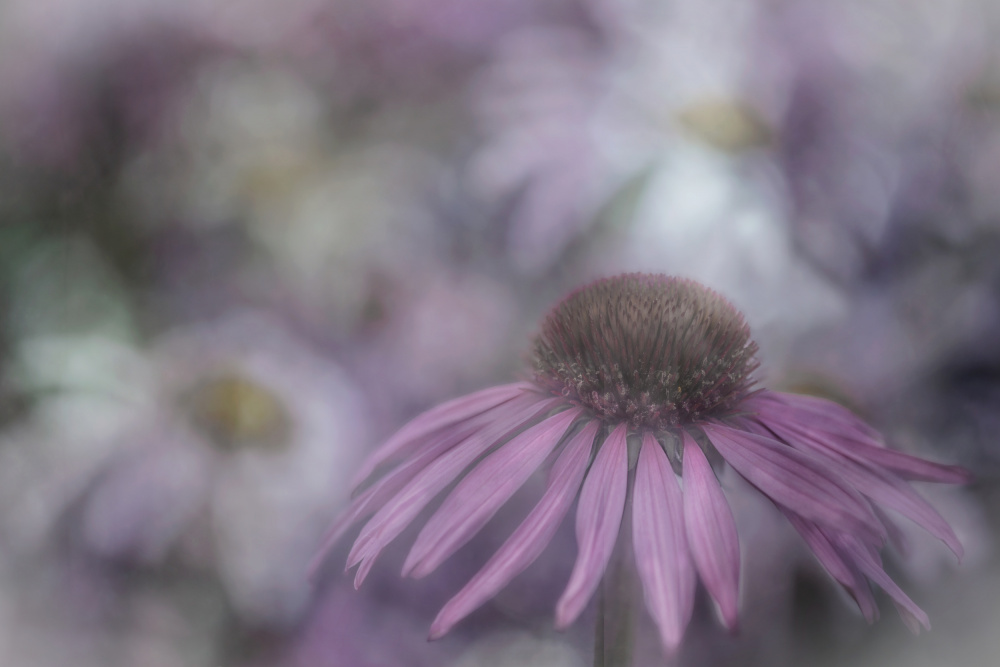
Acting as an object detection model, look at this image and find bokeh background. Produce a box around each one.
[1,0,1000,665]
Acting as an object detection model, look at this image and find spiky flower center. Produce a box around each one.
[532,274,759,430]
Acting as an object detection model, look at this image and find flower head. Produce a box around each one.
[1,314,367,625]
[532,274,758,429]
[314,273,970,654]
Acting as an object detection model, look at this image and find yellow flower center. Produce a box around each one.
[187,372,291,450]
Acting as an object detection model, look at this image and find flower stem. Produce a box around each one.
[594,459,637,667]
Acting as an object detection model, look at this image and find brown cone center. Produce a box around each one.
[531,273,759,429]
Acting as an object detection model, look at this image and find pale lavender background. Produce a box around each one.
[1,1,999,666]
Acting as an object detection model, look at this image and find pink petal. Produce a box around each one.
[783,512,879,623]
[702,424,884,542]
[349,382,536,490]
[750,393,971,484]
[681,433,740,631]
[309,418,481,579]
[429,419,599,639]
[555,423,629,629]
[760,418,964,560]
[347,395,560,587]
[750,391,884,442]
[403,407,583,578]
[633,433,696,652]
[845,443,972,485]
[836,534,931,633]
[873,505,912,558]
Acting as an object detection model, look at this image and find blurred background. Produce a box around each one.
[1,0,1000,665]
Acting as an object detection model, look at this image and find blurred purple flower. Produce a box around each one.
[467,0,797,276]
[351,268,519,412]
[271,579,468,667]
[469,26,609,273]
[120,55,463,338]
[768,0,987,285]
[0,313,368,626]
[313,273,970,656]
[449,630,584,667]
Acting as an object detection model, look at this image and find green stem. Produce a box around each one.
[594,458,638,667]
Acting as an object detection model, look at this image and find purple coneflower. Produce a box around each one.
[313,273,969,655]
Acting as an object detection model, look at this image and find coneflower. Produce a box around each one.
[312,273,969,659]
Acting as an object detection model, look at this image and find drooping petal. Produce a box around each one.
[348,395,561,587]
[349,382,535,490]
[309,418,481,578]
[633,433,696,652]
[760,418,964,559]
[749,391,884,442]
[783,512,879,623]
[786,511,930,633]
[681,433,740,631]
[836,534,931,633]
[429,419,600,639]
[750,394,971,484]
[846,443,972,485]
[403,407,583,578]
[555,423,629,629]
[873,505,912,558]
[702,424,884,542]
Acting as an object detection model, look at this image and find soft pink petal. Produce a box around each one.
[783,512,879,623]
[787,510,930,633]
[349,382,535,490]
[837,534,931,633]
[842,442,971,485]
[702,424,884,542]
[403,407,583,578]
[759,417,964,560]
[555,423,629,629]
[429,419,599,639]
[348,395,560,586]
[749,393,971,484]
[633,433,696,652]
[873,506,912,558]
[309,418,481,579]
[681,433,740,631]
[749,391,884,442]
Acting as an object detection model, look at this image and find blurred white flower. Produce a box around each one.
[469,3,845,359]
[0,313,368,625]
[5,234,135,342]
[121,59,452,337]
[578,2,846,367]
